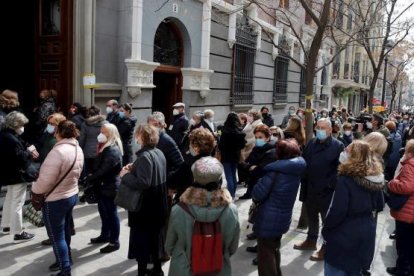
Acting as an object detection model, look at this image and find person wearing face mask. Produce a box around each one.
[280,106,296,129]
[338,122,354,148]
[181,111,204,154]
[294,118,344,262]
[36,113,67,164]
[168,128,216,203]
[201,109,216,135]
[0,111,36,243]
[168,102,189,150]
[31,89,57,141]
[120,124,168,276]
[239,125,276,201]
[86,123,123,254]
[147,111,184,184]
[261,106,274,127]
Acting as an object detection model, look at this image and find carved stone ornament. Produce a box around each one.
[124,59,160,98]
[181,68,214,99]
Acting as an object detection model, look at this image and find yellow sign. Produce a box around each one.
[373,106,385,112]
[83,74,100,89]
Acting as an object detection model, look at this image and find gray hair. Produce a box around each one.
[4,111,28,130]
[317,118,332,128]
[204,109,214,118]
[147,111,166,128]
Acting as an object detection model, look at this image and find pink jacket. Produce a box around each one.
[389,157,414,224]
[32,138,84,202]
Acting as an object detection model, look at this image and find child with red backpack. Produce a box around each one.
[165,156,240,276]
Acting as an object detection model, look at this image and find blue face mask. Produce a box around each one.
[255,138,266,147]
[119,111,125,119]
[46,124,55,134]
[316,129,328,140]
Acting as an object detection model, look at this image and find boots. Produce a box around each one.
[310,247,325,261]
[293,240,317,250]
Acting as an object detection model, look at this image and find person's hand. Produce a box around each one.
[31,149,40,160]
[27,145,39,159]
[119,168,129,177]
[249,165,257,171]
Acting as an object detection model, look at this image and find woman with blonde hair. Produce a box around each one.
[323,140,384,275]
[86,123,123,254]
[363,132,388,158]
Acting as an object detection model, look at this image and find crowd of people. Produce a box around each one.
[0,88,413,276]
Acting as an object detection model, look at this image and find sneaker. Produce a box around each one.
[293,240,317,251]
[100,243,120,254]
[13,231,35,243]
[2,227,10,235]
[246,232,257,240]
[49,262,60,272]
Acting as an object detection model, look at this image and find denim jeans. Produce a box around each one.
[324,262,362,276]
[223,162,237,198]
[43,194,78,273]
[97,194,120,244]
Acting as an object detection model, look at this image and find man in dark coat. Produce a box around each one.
[148,112,184,179]
[261,106,274,127]
[293,118,344,261]
[168,102,189,149]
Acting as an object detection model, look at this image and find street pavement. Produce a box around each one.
[0,187,396,276]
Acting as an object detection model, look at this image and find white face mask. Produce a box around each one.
[190,119,196,126]
[97,133,108,143]
[46,124,55,134]
[208,117,214,123]
[15,127,24,135]
[366,122,373,129]
[270,136,278,142]
[344,130,352,136]
[339,151,349,164]
[106,107,113,114]
[173,109,180,116]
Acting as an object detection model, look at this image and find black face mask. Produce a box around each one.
[262,113,268,118]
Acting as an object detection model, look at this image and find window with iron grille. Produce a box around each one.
[273,56,289,103]
[231,18,257,105]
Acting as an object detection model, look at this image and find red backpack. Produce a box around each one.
[179,202,226,276]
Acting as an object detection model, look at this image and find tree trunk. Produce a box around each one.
[368,71,380,113]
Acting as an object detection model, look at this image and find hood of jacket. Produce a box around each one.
[264,156,306,176]
[85,115,106,126]
[180,187,232,222]
[352,174,385,192]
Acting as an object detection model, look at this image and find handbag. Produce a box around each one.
[31,145,78,211]
[114,182,144,212]
[23,203,45,227]
[384,184,409,211]
[115,150,156,212]
[83,184,98,204]
[21,162,40,182]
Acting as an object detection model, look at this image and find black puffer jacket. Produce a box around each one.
[87,144,122,197]
[0,129,33,186]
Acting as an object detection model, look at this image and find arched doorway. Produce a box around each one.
[152,19,185,124]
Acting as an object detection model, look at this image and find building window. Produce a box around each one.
[231,18,257,105]
[153,20,183,66]
[273,56,289,103]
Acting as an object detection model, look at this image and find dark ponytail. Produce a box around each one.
[57,120,79,138]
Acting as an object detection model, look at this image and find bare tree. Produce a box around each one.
[236,0,362,141]
[352,0,414,113]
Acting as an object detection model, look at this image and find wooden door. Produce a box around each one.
[35,0,73,112]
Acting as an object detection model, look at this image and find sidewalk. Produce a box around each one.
[0,187,396,275]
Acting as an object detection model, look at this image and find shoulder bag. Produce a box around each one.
[115,150,154,212]
[31,145,78,211]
